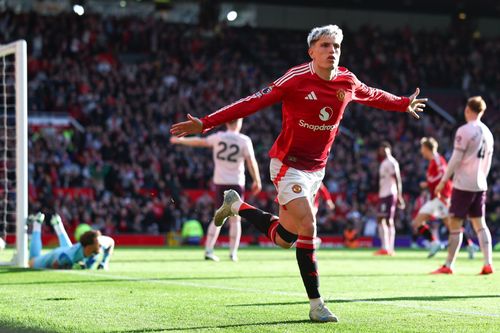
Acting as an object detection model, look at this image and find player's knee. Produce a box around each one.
[470,217,487,232]
[297,213,316,236]
[449,218,463,230]
[297,221,316,237]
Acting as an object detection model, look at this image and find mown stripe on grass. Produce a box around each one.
[56,270,500,319]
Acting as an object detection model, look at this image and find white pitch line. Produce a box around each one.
[56,270,500,319]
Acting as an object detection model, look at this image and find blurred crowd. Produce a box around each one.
[0,10,498,238]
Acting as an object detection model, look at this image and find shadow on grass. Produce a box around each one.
[0,272,427,286]
[0,321,57,333]
[112,319,313,332]
[231,294,500,307]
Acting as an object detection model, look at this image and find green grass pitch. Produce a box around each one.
[0,247,499,332]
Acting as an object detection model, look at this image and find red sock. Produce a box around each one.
[238,203,278,243]
[418,225,435,242]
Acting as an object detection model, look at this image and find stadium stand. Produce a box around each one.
[0,9,498,239]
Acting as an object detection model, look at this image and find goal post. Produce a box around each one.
[0,40,28,268]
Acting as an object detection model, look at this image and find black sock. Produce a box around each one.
[411,233,419,243]
[418,225,435,242]
[296,235,320,299]
[238,202,277,236]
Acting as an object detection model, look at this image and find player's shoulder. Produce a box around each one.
[433,154,445,166]
[237,132,252,142]
[479,121,494,138]
[336,66,357,83]
[273,62,313,87]
[209,130,224,138]
[230,131,251,143]
[456,122,471,136]
[337,66,354,77]
[381,157,394,167]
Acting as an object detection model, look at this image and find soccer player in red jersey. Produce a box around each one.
[412,137,452,258]
[313,182,335,216]
[171,25,427,322]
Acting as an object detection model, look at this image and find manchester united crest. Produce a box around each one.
[337,89,346,102]
[292,184,302,193]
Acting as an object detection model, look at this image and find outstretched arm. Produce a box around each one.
[405,88,427,119]
[97,236,115,270]
[171,85,285,137]
[170,136,211,148]
[353,74,427,119]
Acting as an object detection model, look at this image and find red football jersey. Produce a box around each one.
[201,62,410,171]
[427,154,452,199]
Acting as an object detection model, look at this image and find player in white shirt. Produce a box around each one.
[433,96,494,275]
[170,119,261,261]
[375,141,405,256]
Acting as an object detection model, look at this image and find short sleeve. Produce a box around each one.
[205,132,219,147]
[454,126,467,151]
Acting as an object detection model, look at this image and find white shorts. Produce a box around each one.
[269,158,325,206]
[418,197,449,219]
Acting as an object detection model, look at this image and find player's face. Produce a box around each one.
[464,106,474,121]
[90,238,101,255]
[420,145,429,159]
[308,35,341,70]
[378,146,385,158]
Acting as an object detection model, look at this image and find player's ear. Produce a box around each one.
[308,47,314,59]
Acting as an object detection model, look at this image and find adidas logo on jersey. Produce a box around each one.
[305,91,317,100]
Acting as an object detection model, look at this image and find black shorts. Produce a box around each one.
[378,195,396,220]
[449,189,486,219]
[215,184,245,208]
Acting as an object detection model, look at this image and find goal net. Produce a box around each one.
[0,40,28,267]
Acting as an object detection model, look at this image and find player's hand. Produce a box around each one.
[170,114,203,137]
[406,87,427,119]
[419,181,428,189]
[251,181,262,195]
[170,136,180,144]
[326,200,335,211]
[397,195,406,209]
[435,181,444,198]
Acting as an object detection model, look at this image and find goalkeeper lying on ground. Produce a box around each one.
[28,213,114,270]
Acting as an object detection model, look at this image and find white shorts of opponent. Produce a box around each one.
[417,197,449,219]
[270,158,324,206]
